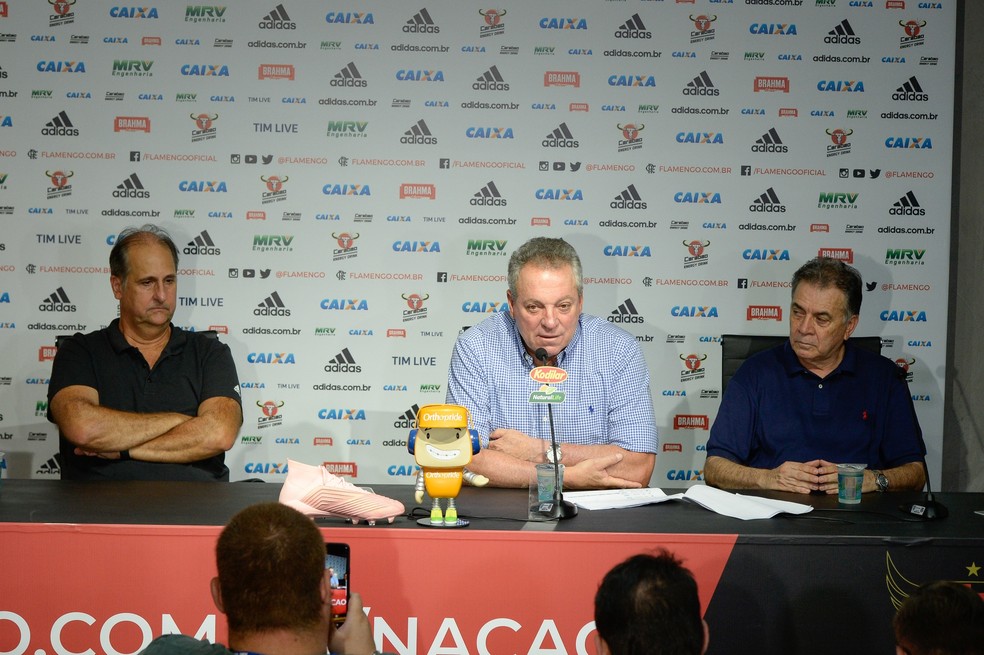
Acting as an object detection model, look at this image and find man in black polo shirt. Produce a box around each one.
[47,224,242,481]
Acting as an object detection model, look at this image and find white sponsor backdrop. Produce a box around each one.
[0,1,954,486]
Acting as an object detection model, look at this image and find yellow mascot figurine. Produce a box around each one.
[408,404,488,527]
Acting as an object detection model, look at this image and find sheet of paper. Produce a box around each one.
[564,485,812,520]
[564,487,680,510]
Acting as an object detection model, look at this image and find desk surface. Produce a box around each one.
[2,479,982,544]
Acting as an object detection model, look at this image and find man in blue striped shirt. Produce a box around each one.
[447,238,658,488]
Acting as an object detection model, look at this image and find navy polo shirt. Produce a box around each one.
[48,319,241,481]
[706,340,924,470]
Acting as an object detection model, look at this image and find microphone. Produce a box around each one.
[899,457,948,520]
[532,348,577,520]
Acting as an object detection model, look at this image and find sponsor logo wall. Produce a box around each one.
[0,1,954,486]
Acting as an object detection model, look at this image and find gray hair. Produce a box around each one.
[507,237,583,298]
[791,257,862,322]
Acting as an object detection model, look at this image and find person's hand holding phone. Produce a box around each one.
[328,591,377,655]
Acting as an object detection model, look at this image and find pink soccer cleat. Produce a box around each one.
[279,459,405,525]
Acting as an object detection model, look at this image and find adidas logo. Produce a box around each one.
[325,347,361,373]
[404,7,439,34]
[183,230,220,256]
[542,122,578,148]
[615,13,651,39]
[471,180,506,206]
[394,403,420,429]
[752,127,788,153]
[750,187,786,213]
[42,110,79,136]
[683,71,719,96]
[259,3,295,29]
[40,287,76,312]
[890,190,925,216]
[893,76,928,101]
[255,291,291,317]
[611,184,647,210]
[401,119,436,145]
[609,298,643,324]
[330,62,367,88]
[36,454,62,476]
[825,19,860,44]
[473,65,509,91]
[113,172,149,198]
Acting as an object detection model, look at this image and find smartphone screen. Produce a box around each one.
[325,543,350,626]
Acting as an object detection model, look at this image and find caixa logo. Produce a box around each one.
[885,136,932,149]
[318,408,367,420]
[671,306,719,318]
[535,188,583,200]
[388,464,420,476]
[674,191,721,204]
[603,245,651,257]
[667,469,704,481]
[461,301,507,313]
[179,180,228,192]
[37,60,87,73]
[880,309,927,322]
[393,240,440,252]
[742,249,790,261]
[180,64,229,77]
[244,462,288,474]
[246,352,296,364]
[110,6,160,18]
[323,183,371,196]
[0,611,215,655]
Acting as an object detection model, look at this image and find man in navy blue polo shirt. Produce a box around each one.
[704,257,925,495]
[48,224,242,481]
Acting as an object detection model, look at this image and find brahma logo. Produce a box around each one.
[880,310,927,322]
[400,184,435,199]
[754,76,789,93]
[674,414,709,430]
[747,306,782,321]
[603,244,652,257]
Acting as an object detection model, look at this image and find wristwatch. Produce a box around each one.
[545,444,562,464]
[872,470,889,492]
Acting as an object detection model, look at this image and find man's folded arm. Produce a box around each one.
[561,443,654,486]
[129,396,242,463]
[704,455,772,490]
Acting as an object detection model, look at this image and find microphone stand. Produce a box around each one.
[899,458,948,520]
[533,348,577,520]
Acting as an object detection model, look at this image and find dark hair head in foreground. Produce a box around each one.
[894,580,984,655]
